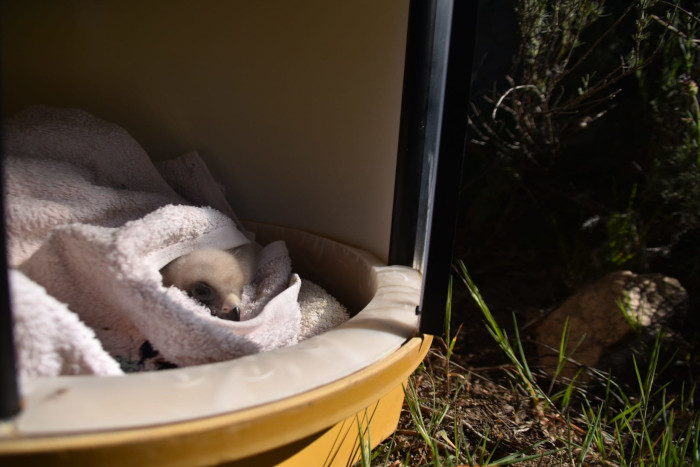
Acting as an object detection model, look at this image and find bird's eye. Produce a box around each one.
[190,282,215,303]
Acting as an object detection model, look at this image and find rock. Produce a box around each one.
[532,270,688,379]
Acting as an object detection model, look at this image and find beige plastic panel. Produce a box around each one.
[0,1,409,262]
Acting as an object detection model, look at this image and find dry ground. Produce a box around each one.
[370,251,700,466]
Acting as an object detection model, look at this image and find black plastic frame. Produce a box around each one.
[389,0,478,336]
[0,125,20,420]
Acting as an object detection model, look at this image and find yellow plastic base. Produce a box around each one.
[232,382,406,467]
[1,335,432,466]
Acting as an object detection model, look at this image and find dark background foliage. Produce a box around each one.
[458,0,700,347]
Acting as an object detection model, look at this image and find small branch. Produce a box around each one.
[650,14,700,49]
[395,429,456,452]
[492,85,548,120]
[461,420,489,442]
[554,2,638,86]
[659,0,700,25]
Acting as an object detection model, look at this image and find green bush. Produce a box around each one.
[466,0,700,291]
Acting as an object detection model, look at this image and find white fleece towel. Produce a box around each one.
[2,106,312,373]
[9,269,124,380]
[155,151,247,235]
[19,205,301,367]
[3,106,186,267]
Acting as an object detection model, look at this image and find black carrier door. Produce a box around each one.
[389,0,478,336]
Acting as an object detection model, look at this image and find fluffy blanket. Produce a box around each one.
[3,106,348,378]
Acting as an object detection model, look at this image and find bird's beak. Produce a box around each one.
[222,293,242,321]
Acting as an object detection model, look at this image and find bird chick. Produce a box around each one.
[160,245,257,321]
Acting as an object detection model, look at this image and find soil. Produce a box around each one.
[376,247,700,466]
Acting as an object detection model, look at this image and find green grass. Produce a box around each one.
[363,261,699,466]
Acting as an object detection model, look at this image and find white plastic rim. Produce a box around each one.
[2,223,421,436]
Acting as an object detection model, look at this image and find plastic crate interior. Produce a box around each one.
[0,1,475,465]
